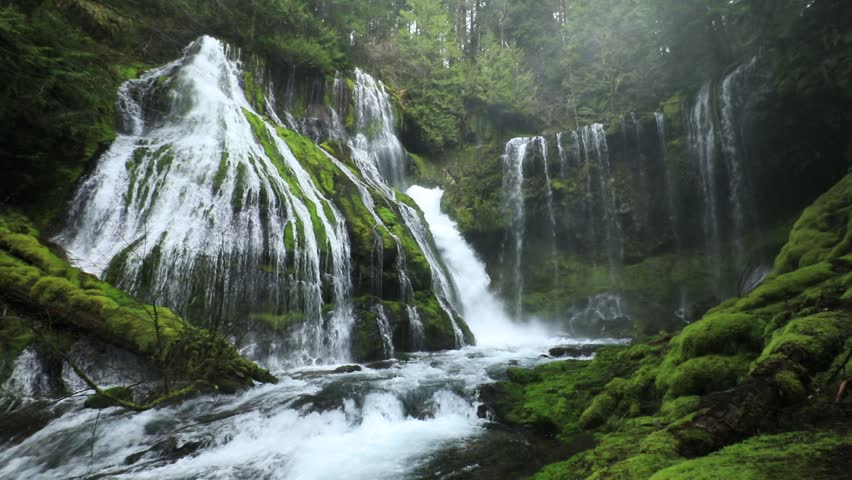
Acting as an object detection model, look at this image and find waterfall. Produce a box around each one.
[720,56,767,269]
[556,131,567,177]
[655,112,680,248]
[351,68,408,188]
[689,82,724,294]
[348,69,465,347]
[500,127,624,326]
[407,186,548,345]
[57,36,356,365]
[501,137,532,319]
[578,124,623,278]
[655,112,688,319]
[373,305,395,358]
[687,56,768,297]
[538,137,559,289]
[566,293,628,337]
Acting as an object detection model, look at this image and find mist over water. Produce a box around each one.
[406,186,551,346]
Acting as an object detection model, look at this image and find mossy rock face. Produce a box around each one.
[240,110,470,353]
[0,313,35,386]
[350,308,384,363]
[755,311,852,373]
[494,173,852,480]
[773,173,852,274]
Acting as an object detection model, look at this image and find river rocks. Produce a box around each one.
[333,365,362,374]
[124,437,205,465]
[547,344,601,358]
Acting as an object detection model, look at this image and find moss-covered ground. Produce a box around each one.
[486,173,852,479]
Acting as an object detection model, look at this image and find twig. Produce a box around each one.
[87,409,101,475]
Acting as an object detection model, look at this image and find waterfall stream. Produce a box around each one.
[687,56,769,297]
[57,36,354,365]
[1,181,613,480]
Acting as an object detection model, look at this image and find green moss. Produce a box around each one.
[0,313,35,385]
[665,312,765,364]
[243,71,266,111]
[756,312,852,372]
[350,308,385,362]
[231,162,249,213]
[284,221,296,252]
[657,354,751,398]
[659,395,701,422]
[0,214,276,392]
[579,363,660,429]
[774,174,852,274]
[29,276,79,304]
[83,385,133,409]
[649,430,851,480]
[735,262,835,311]
[249,312,306,331]
[213,151,230,194]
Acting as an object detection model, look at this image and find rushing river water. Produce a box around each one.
[0,186,623,479]
[1,341,620,480]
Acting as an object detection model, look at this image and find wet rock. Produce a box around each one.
[365,360,396,370]
[547,344,601,358]
[124,437,204,465]
[0,401,60,444]
[334,365,362,374]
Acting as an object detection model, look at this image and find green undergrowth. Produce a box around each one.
[488,173,852,479]
[0,212,276,396]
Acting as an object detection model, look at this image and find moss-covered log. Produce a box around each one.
[0,213,276,394]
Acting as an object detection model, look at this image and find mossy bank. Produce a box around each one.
[481,172,852,479]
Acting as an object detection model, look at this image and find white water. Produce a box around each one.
[0,336,630,480]
[501,138,532,319]
[1,36,636,479]
[688,57,769,297]
[407,186,549,346]
[1,180,616,480]
[348,69,465,347]
[55,36,354,365]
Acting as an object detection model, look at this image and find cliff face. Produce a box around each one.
[437,49,852,336]
[482,171,852,480]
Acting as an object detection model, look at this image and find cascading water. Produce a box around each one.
[500,127,627,330]
[407,186,549,345]
[578,124,624,280]
[687,56,769,297]
[689,82,724,294]
[351,68,408,189]
[655,112,689,319]
[501,137,532,319]
[348,70,465,347]
[2,188,600,478]
[719,56,768,269]
[538,137,559,289]
[56,36,353,366]
[556,131,568,177]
